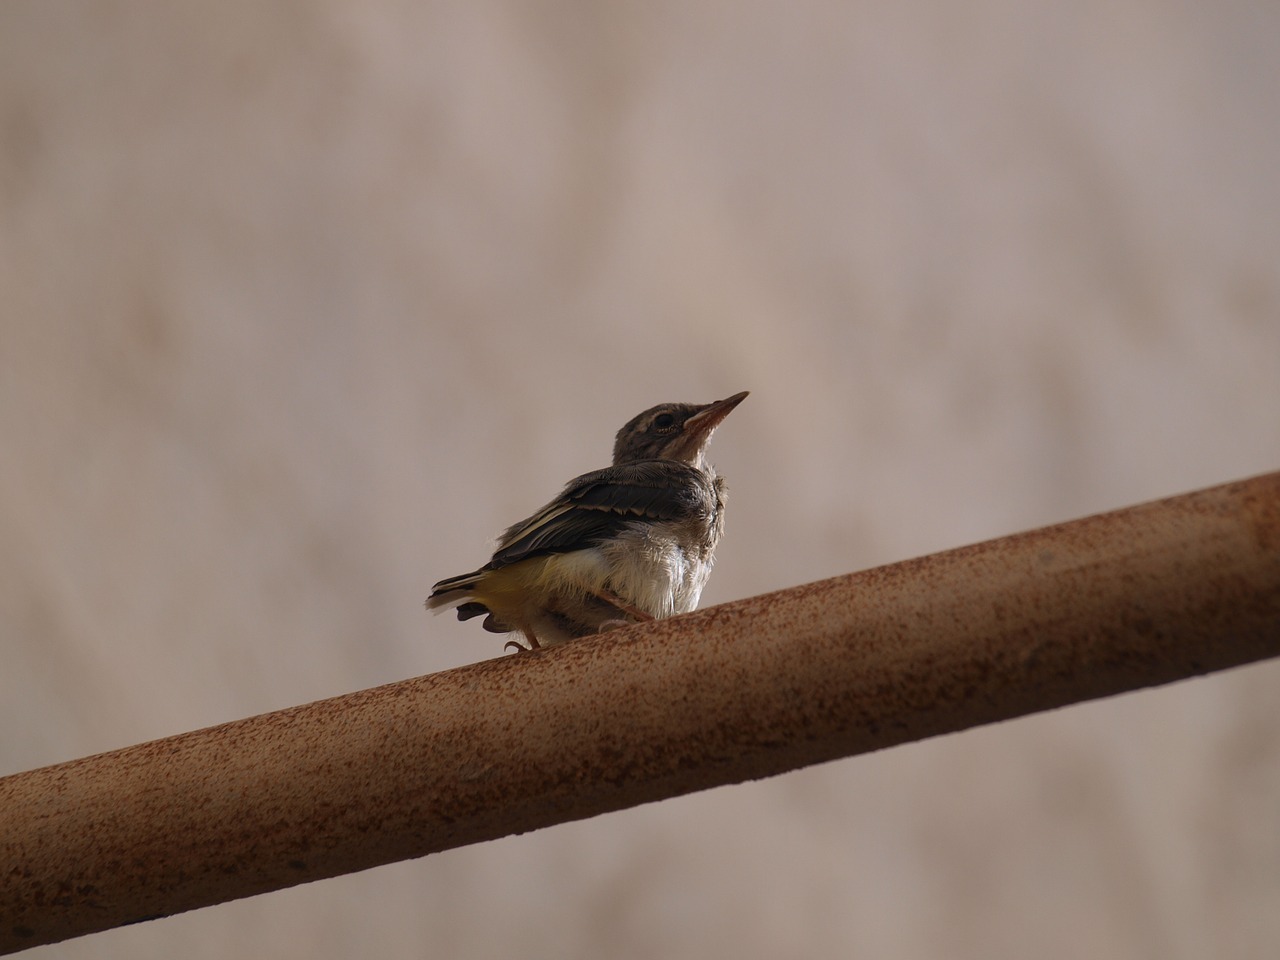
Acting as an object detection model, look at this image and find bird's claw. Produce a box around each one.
[505,630,542,654]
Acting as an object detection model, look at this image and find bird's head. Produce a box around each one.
[612,391,749,467]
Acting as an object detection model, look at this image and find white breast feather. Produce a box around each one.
[601,524,712,618]
[526,522,715,621]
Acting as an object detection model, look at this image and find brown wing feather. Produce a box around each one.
[488,460,708,569]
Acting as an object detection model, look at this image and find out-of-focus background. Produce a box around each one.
[3,3,1279,958]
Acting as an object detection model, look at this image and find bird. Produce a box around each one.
[427,391,748,652]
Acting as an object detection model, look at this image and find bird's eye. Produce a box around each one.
[653,413,676,431]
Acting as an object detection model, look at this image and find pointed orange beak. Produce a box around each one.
[685,391,749,438]
[676,391,749,460]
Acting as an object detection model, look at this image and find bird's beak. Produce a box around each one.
[679,391,749,457]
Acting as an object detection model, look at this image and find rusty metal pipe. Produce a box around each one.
[3,472,1279,952]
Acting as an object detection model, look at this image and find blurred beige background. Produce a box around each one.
[3,2,1279,958]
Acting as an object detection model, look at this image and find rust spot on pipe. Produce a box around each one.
[1,472,1279,953]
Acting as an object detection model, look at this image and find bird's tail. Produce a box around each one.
[426,567,513,633]
[425,568,487,611]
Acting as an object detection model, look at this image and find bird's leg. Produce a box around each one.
[593,589,655,622]
[592,590,656,634]
[504,628,542,654]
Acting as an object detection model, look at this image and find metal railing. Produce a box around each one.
[2,471,1278,953]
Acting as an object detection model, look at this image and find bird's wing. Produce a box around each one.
[488,460,707,568]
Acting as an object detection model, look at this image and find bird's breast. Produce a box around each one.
[538,470,727,621]
[600,514,721,618]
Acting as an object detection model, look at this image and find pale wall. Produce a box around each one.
[3,3,1279,958]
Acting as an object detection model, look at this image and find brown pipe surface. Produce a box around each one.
[3,472,1279,952]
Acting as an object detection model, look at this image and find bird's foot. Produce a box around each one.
[597,619,633,633]
[505,630,542,654]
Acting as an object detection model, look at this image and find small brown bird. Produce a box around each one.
[427,391,748,652]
